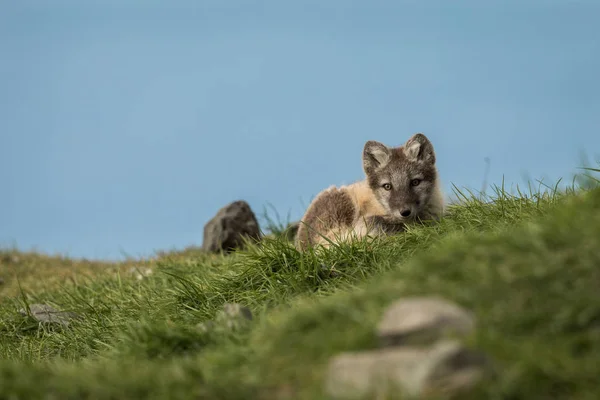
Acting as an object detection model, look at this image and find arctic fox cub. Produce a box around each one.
[295,133,444,251]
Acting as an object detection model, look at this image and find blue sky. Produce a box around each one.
[1,1,599,260]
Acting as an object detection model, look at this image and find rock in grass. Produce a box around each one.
[129,266,153,280]
[195,320,215,333]
[377,297,475,347]
[0,277,4,285]
[202,200,261,253]
[318,263,339,278]
[19,304,80,327]
[325,340,490,399]
[195,304,253,334]
[215,303,253,330]
[221,303,253,320]
[0,254,19,264]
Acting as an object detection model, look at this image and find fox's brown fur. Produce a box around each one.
[295,133,444,251]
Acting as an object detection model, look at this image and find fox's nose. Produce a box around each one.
[400,209,411,217]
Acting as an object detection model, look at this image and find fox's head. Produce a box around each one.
[362,133,439,221]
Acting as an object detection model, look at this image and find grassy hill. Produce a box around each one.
[1,175,600,399]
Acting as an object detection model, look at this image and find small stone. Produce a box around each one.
[319,264,339,278]
[221,302,253,321]
[0,277,5,285]
[325,340,490,399]
[19,303,81,327]
[129,267,153,280]
[202,200,261,253]
[0,254,19,264]
[216,303,253,330]
[196,320,215,333]
[377,297,475,347]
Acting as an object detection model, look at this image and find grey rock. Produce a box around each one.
[195,304,253,334]
[325,348,383,399]
[195,320,215,333]
[19,303,81,327]
[202,200,261,253]
[377,297,475,347]
[0,277,4,285]
[129,266,153,280]
[221,302,253,320]
[325,340,490,399]
[215,302,253,330]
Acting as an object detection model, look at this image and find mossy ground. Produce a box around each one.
[1,172,600,399]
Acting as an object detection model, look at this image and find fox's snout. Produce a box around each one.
[392,206,417,220]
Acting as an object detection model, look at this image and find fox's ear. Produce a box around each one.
[403,133,435,164]
[363,140,391,173]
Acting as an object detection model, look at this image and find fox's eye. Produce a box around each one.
[382,183,392,191]
[410,179,422,187]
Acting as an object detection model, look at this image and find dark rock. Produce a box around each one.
[0,254,20,264]
[19,303,81,327]
[202,200,261,253]
[319,263,339,278]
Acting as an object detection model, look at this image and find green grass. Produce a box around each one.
[1,174,600,399]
